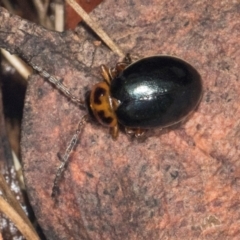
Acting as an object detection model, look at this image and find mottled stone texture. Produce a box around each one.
[0,0,239,239]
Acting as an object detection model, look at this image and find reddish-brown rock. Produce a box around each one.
[0,0,239,239]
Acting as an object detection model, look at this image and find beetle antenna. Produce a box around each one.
[15,48,85,107]
[51,115,88,198]
[32,64,85,108]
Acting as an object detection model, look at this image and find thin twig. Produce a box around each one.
[1,49,32,80]
[66,0,125,58]
[32,0,52,28]
[0,196,40,240]
[2,0,14,13]
[0,173,39,239]
[55,2,64,32]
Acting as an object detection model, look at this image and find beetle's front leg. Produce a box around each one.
[101,65,112,85]
[109,125,119,140]
[101,54,132,84]
[111,53,132,78]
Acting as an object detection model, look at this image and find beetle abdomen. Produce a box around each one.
[110,56,202,128]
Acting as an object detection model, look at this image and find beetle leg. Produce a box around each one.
[110,125,119,140]
[110,54,132,78]
[111,97,120,110]
[123,53,132,65]
[101,65,112,85]
[115,62,128,74]
[101,54,132,83]
[125,127,146,138]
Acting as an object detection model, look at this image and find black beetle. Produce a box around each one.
[87,55,202,138]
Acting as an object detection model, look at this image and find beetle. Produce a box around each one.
[43,54,202,197]
[87,55,202,139]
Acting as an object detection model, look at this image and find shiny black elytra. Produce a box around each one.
[51,55,203,197]
[87,55,202,138]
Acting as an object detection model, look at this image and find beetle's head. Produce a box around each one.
[85,82,118,128]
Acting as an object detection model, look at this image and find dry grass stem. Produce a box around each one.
[0,196,40,240]
[0,173,35,232]
[32,0,52,28]
[55,3,65,32]
[66,0,125,58]
[1,49,32,80]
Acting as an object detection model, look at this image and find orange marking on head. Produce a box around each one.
[90,82,118,127]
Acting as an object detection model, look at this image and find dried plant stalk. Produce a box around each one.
[1,49,32,80]
[0,173,37,235]
[66,0,125,58]
[0,196,40,240]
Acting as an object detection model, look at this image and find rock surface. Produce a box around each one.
[0,0,239,239]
